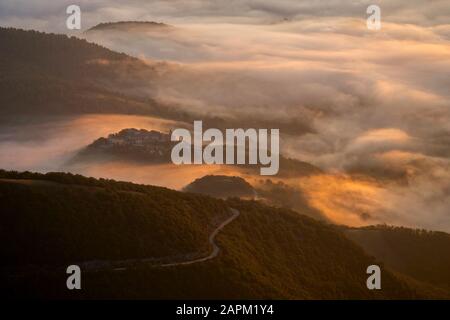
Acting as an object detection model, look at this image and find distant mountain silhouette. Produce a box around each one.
[87,21,172,32]
[184,175,256,199]
[183,175,328,221]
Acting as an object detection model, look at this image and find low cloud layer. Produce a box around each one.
[84,6,450,231]
[1,1,449,231]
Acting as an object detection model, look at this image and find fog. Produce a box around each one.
[0,114,178,172]
[0,114,244,190]
[1,1,449,231]
[81,13,450,231]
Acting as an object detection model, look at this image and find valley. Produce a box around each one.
[1,15,449,301]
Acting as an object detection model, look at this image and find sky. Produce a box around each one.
[1,0,450,231]
[1,0,449,32]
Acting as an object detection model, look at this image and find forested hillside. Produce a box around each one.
[0,170,229,266]
[1,170,448,299]
[0,27,158,115]
[345,226,450,290]
[184,175,256,199]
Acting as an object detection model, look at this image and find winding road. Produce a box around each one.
[160,208,240,267]
[79,207,240,272]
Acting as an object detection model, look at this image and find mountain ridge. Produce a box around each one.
[1,170,449,299]
[87,21,172,33]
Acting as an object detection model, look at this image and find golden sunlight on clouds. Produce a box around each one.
[75,163,243,190]
[1,0,449,232]
[354,128,411,144]
[296,174,385,226]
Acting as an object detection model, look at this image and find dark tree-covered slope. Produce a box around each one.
[184,175,256,199]
[0,27,159,116]
[345,226,450,290]
[1,170,449,299]
[0,170,229,266]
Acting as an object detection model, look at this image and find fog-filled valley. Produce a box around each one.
[1,0,450,300]
[1,5,449,231]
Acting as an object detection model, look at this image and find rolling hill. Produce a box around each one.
[0,27,316,137]
[1,170,449,299]
[345,226,450,290]
[184,175,256,199]
[69,127,323,177]
[0,170,229,267]
[0,27,160,116]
